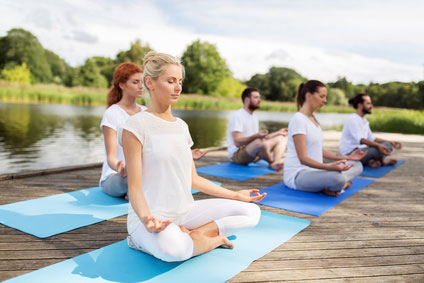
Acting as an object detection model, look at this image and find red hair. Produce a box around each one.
[107,62,143,107]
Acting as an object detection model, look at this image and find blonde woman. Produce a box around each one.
[120,52,265,262]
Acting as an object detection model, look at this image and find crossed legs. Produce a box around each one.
[245,135,287,170]
[128,199,261,262]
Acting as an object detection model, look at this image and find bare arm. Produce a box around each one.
[374,137,402,150]
[293,134,352,172]
[191,162,266,202]
[103,126,126,176]
[266,128,288,139]
[122,129,171,232]
[232,130,268,147]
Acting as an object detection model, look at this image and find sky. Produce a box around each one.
[0,0,423,84]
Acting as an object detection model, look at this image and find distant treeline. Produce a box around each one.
[1,28,423,109]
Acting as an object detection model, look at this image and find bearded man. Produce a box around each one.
[227,87,288,171]
[339,93,402,168]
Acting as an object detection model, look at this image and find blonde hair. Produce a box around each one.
[143,51,185,104]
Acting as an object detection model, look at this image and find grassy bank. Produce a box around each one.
[1,81,423,134]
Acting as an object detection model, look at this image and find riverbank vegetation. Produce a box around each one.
[1,28,424,134]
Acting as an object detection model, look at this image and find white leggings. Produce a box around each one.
[128,199,261,262]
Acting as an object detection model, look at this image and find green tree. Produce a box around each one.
[91,56,116,86]
[327,88,348,106]
[246,74,270,98]
[182,40,230,94]
[211,77,246,97]
[76,58,108,88]
[116,39,152,65]
[45,49,69,84]
[0,28,52,83]
[1,63,31,83]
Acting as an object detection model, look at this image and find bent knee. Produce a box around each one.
[155,225,193,262]
[249,203,261,226]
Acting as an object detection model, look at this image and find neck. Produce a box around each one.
[243,104,254,114]
[147,99,174,120]
[356,108,365,117]
[299,103,314,117]
[117,94,138,109]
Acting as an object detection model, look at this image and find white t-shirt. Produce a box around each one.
[119,111,195,234]
[283,112,324,189]
[99,103,146,185]
[227,108,259,160]
[339,113,376,155]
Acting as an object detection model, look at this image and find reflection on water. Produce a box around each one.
[0,103,350,174]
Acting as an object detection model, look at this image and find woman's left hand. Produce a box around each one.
[348,149,367,161]
[234,189,266,203]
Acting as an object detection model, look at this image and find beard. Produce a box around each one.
[248,102,260,111]
[363,107,372,115]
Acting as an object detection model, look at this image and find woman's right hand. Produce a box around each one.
[326,160,353,172]
[117,160,127,177]
[142,216,172,233]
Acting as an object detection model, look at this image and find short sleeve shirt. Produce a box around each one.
[227,108,259,160]
[99,104,146,185]
[119,111,194,233]
[283,112,324,189]
[339,113,375,155]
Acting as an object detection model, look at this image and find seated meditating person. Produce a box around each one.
[99,63,207,199]
[283,80,366,196]
[227,87,288,171]
[120,51,266,262]
[339,93,402,168]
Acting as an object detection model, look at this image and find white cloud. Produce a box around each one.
[0,0,422,84]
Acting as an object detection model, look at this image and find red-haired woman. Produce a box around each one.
[99,62,146,198]
[99,62,207,198]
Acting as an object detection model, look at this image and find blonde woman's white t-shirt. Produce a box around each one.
[119,111,194,234]
[283,112,324,189]
[99,104,146,185]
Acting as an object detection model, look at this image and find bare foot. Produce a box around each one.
[342,180,353,190]
[218,235,234,249]
[383,158,397,166]
[124,194,129,201]
[368,159,382,168]
[322,188,341,197]
[269,161,284,171]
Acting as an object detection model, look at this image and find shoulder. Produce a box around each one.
[137,104,147,112]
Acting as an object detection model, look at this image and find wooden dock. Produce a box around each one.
[1,131,423,282]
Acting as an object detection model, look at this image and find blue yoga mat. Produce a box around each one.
[191,180,222,194]
[0,187,128,238]
[360,160,404,178]
[197,160,275,181]
[256,177,374,216]
[4,210,309,283]
[0,181,221,238]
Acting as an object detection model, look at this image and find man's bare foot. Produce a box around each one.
[269,161,284,171]
[383,158,397,166]
[342,180,353,190]
[322,188,341,197]
[218,235,234,249]
[368,159,382,168]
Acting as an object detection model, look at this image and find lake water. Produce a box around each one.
[0,103,350,174]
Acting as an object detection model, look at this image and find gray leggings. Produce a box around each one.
[101,173,128,197]
[294,161,363,192]
[357,141,393,165]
